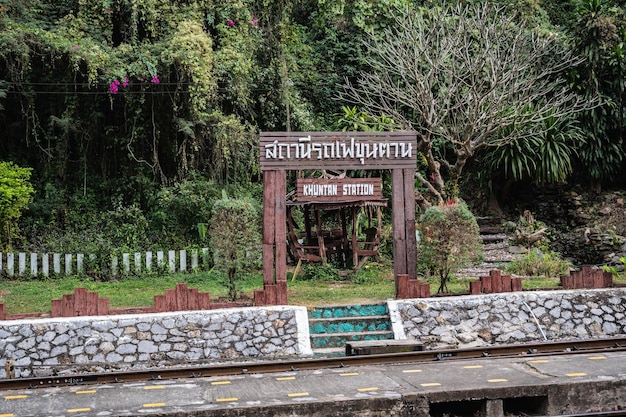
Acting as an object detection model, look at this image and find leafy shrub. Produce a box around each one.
[150,178,221,245]
[301,263,341,282]
[209,196,261,300]
[0,162,34,250]
[505,249,571,278]
[417,202,483,293]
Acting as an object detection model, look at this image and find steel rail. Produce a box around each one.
[1,336,625,391]
[538,411,626,417]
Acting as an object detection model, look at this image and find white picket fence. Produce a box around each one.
[0,248,210,278]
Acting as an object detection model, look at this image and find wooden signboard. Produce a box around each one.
[296,178,383,203]
[260,131,417,171]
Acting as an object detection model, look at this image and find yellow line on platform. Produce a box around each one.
[0,413,14,417]
[588,356,607,360]
[143,403,166,408]
[421,382,441,387]
[288,392,309,397]
[4,395,27,400]
[75,390,96,394]
[340,372,359,377]
[67,408,91,413]
[488,379,508,383]
[211,380,231,385]
[402,369,422,373]
[357,387,379,392]
[216,397,238,403]
[463,365,483,369]
[276,376,296,381]
[144,385,165,390]
[566,373,587,377]
[529,360,549,364]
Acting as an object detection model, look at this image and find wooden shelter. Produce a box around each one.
[255,131,418,305]
[286,179,387,271]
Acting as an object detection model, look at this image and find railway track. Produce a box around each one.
[540,411,626,417]
[1,336,625,392]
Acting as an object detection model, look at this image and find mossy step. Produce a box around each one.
[308,303,388,319]
[310,331,394,349]
[309,316,391,334]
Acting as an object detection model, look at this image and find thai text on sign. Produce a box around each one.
[259,132,417,170]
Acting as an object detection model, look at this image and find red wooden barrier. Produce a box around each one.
[51,287,110,317]
[153,283,212,312]
[253,281,287,306]
[474,270,521,294]
[396,274,430,299]
[560,266,613,290]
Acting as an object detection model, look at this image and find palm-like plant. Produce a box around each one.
[485,110,583,185]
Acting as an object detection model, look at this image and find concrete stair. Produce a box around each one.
[308,303,394,354]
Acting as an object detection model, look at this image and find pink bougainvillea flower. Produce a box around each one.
[122,77,129,88]
[251,14,258,25]
[227,19,235,26]
[430,173,435,181]
[109,81,119,94]
[150,75,160,84]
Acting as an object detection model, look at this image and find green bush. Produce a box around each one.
[0,162,34,250]
[209,196,261,300]
[301,263,341,282]
[505,249,571,278]
[150,178,221,245]
[417,202,483,293]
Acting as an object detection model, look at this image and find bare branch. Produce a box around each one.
[337,4,596,204]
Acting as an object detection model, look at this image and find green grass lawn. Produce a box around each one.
[1,264,624,315]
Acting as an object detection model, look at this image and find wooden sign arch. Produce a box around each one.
[254,132,418,305]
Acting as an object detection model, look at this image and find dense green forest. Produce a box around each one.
[0,0,624,262]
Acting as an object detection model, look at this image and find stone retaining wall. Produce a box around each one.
[0,306,311,378]
[388,288,626,349]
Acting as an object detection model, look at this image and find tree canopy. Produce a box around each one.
[339,4,597,208]
[0,0,624,251]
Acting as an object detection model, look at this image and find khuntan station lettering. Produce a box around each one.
[264,136,413,165]
[297,178,382,202]
[302,183,375,197]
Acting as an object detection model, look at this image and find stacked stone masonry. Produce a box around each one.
[2,288,626,378]
[389,288,626,349]
[0,306,311,378]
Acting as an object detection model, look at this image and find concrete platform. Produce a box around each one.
[2,351,625,417]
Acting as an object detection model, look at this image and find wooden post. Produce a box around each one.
[480,275,492,293]
[490,270,502,293]
[392,169,407,297]
[397,274,409,299]
[403,168,417,280]
[275,171,288,304]
[262,171,276,286]
[501,273,512,292]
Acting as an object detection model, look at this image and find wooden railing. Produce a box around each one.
[0,248,210,278]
